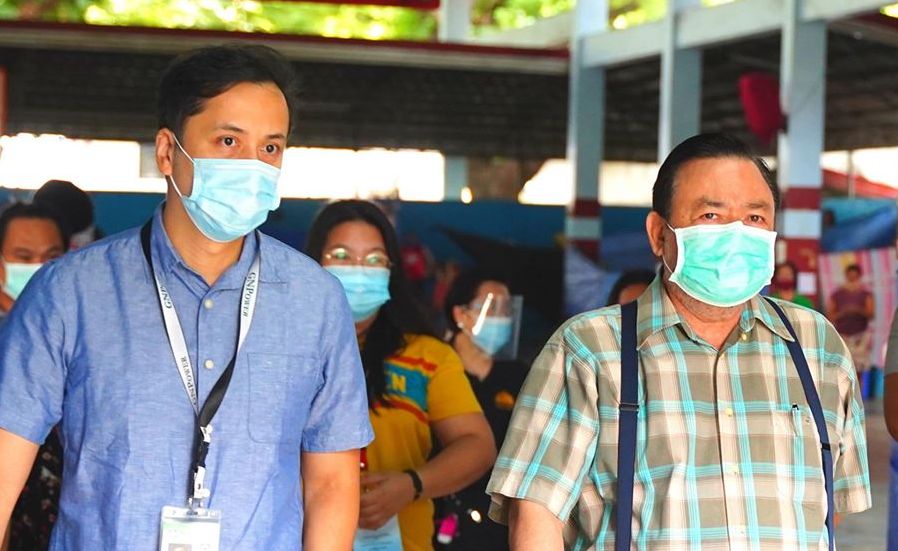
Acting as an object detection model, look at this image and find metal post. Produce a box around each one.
[777,0,827,303]
[440,0,473,200]
[566,0,608,261]
[658,0,703,160]
[444,156,468,201]
[438,0,472,42]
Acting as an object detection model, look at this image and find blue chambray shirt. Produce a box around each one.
[0,207,374,550]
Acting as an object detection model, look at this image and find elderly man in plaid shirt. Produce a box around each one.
[487,134,871,550]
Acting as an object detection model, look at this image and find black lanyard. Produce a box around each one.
[140,220,260,507]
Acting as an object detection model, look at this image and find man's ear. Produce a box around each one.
[155,128,176,178]
[645,211,667,257]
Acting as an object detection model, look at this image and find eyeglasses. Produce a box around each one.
[323,246,391,269]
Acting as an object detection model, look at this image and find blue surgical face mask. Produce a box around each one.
[169,136,281,243]
[3,260,42,300]
[326,266,392,322]
[666,221,776,308]
[472,316,513,357]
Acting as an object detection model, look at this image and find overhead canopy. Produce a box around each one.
[602,16,898,161]
[0,16,896,160]
[0,21,568,159]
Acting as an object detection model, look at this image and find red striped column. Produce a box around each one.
[777,2,826,305]
[567,198,601,260]
[779,186,821,303]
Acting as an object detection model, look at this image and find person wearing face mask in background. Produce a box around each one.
[434,271,527,551]
[306,200,496,551]
[0,202,67,551]
[488,134,870,550]
[770,260,816,310]
[0,45,373,551]
[0,203,68,325]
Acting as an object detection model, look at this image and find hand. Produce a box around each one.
[359,471,416,530]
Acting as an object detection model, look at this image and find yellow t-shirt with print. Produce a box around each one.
[366,334,482,551]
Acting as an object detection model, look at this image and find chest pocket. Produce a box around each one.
[771,405,827,514]
[248,353,320,445]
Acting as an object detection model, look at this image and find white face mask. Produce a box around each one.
[2,259,43,300]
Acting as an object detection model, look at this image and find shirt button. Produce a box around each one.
[204,359,215,370]
[731,466,740,475]
[725,407,734,417]
[204,299,214,310]
[740,332,749,341]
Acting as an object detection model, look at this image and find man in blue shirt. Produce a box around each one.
[0,44,373,550]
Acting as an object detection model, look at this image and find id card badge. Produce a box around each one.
[353,516,403,551]
[160,506,222,551]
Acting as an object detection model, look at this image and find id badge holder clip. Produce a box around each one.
[160,505,222,551]
[161,444,220,551]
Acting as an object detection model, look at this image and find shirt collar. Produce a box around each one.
[148,204,283,291]
[634,276,795,349]
[749,294,796,342]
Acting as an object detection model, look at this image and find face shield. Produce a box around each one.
[465,293,523,360]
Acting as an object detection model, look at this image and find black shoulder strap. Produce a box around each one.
[616,301,639,551]
[765,297,836,551]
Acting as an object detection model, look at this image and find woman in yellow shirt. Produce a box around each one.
[306,200,496,551]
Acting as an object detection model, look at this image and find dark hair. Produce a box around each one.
[157,44,299,137]
[443,269,509,337]
[33,179,93,234]
[846,264,862,275]
[607,269,656,306]
[306,200,436,407]
[0,202,70,252]
[652,133,779,220]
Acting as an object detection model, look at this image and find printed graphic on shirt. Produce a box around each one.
[383,355,438,423]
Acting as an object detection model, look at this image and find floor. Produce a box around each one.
[839,398,890,550]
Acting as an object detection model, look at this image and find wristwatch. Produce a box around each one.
[404,469,423,500]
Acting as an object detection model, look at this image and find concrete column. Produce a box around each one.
[777,0,827,302]
[440,0,472,200]
[438,0,472,43]
[658,0,703,160]
[443,156,468,201]
[566,0,608,261]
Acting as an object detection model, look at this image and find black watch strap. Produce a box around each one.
[404,469,423,500]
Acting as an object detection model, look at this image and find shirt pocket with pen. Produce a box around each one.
[247,353,320,445]
[771,405,827,514]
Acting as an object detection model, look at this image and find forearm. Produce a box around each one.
[302,450,362,551]
[0,429,39,537]
[303,478,359,551]
[417,432,496,499]
[508,499,563,551]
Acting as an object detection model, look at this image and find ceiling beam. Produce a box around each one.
[582,0,890,68]
[0,20,569,75]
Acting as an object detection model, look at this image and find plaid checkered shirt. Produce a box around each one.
[487,277,871,550]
